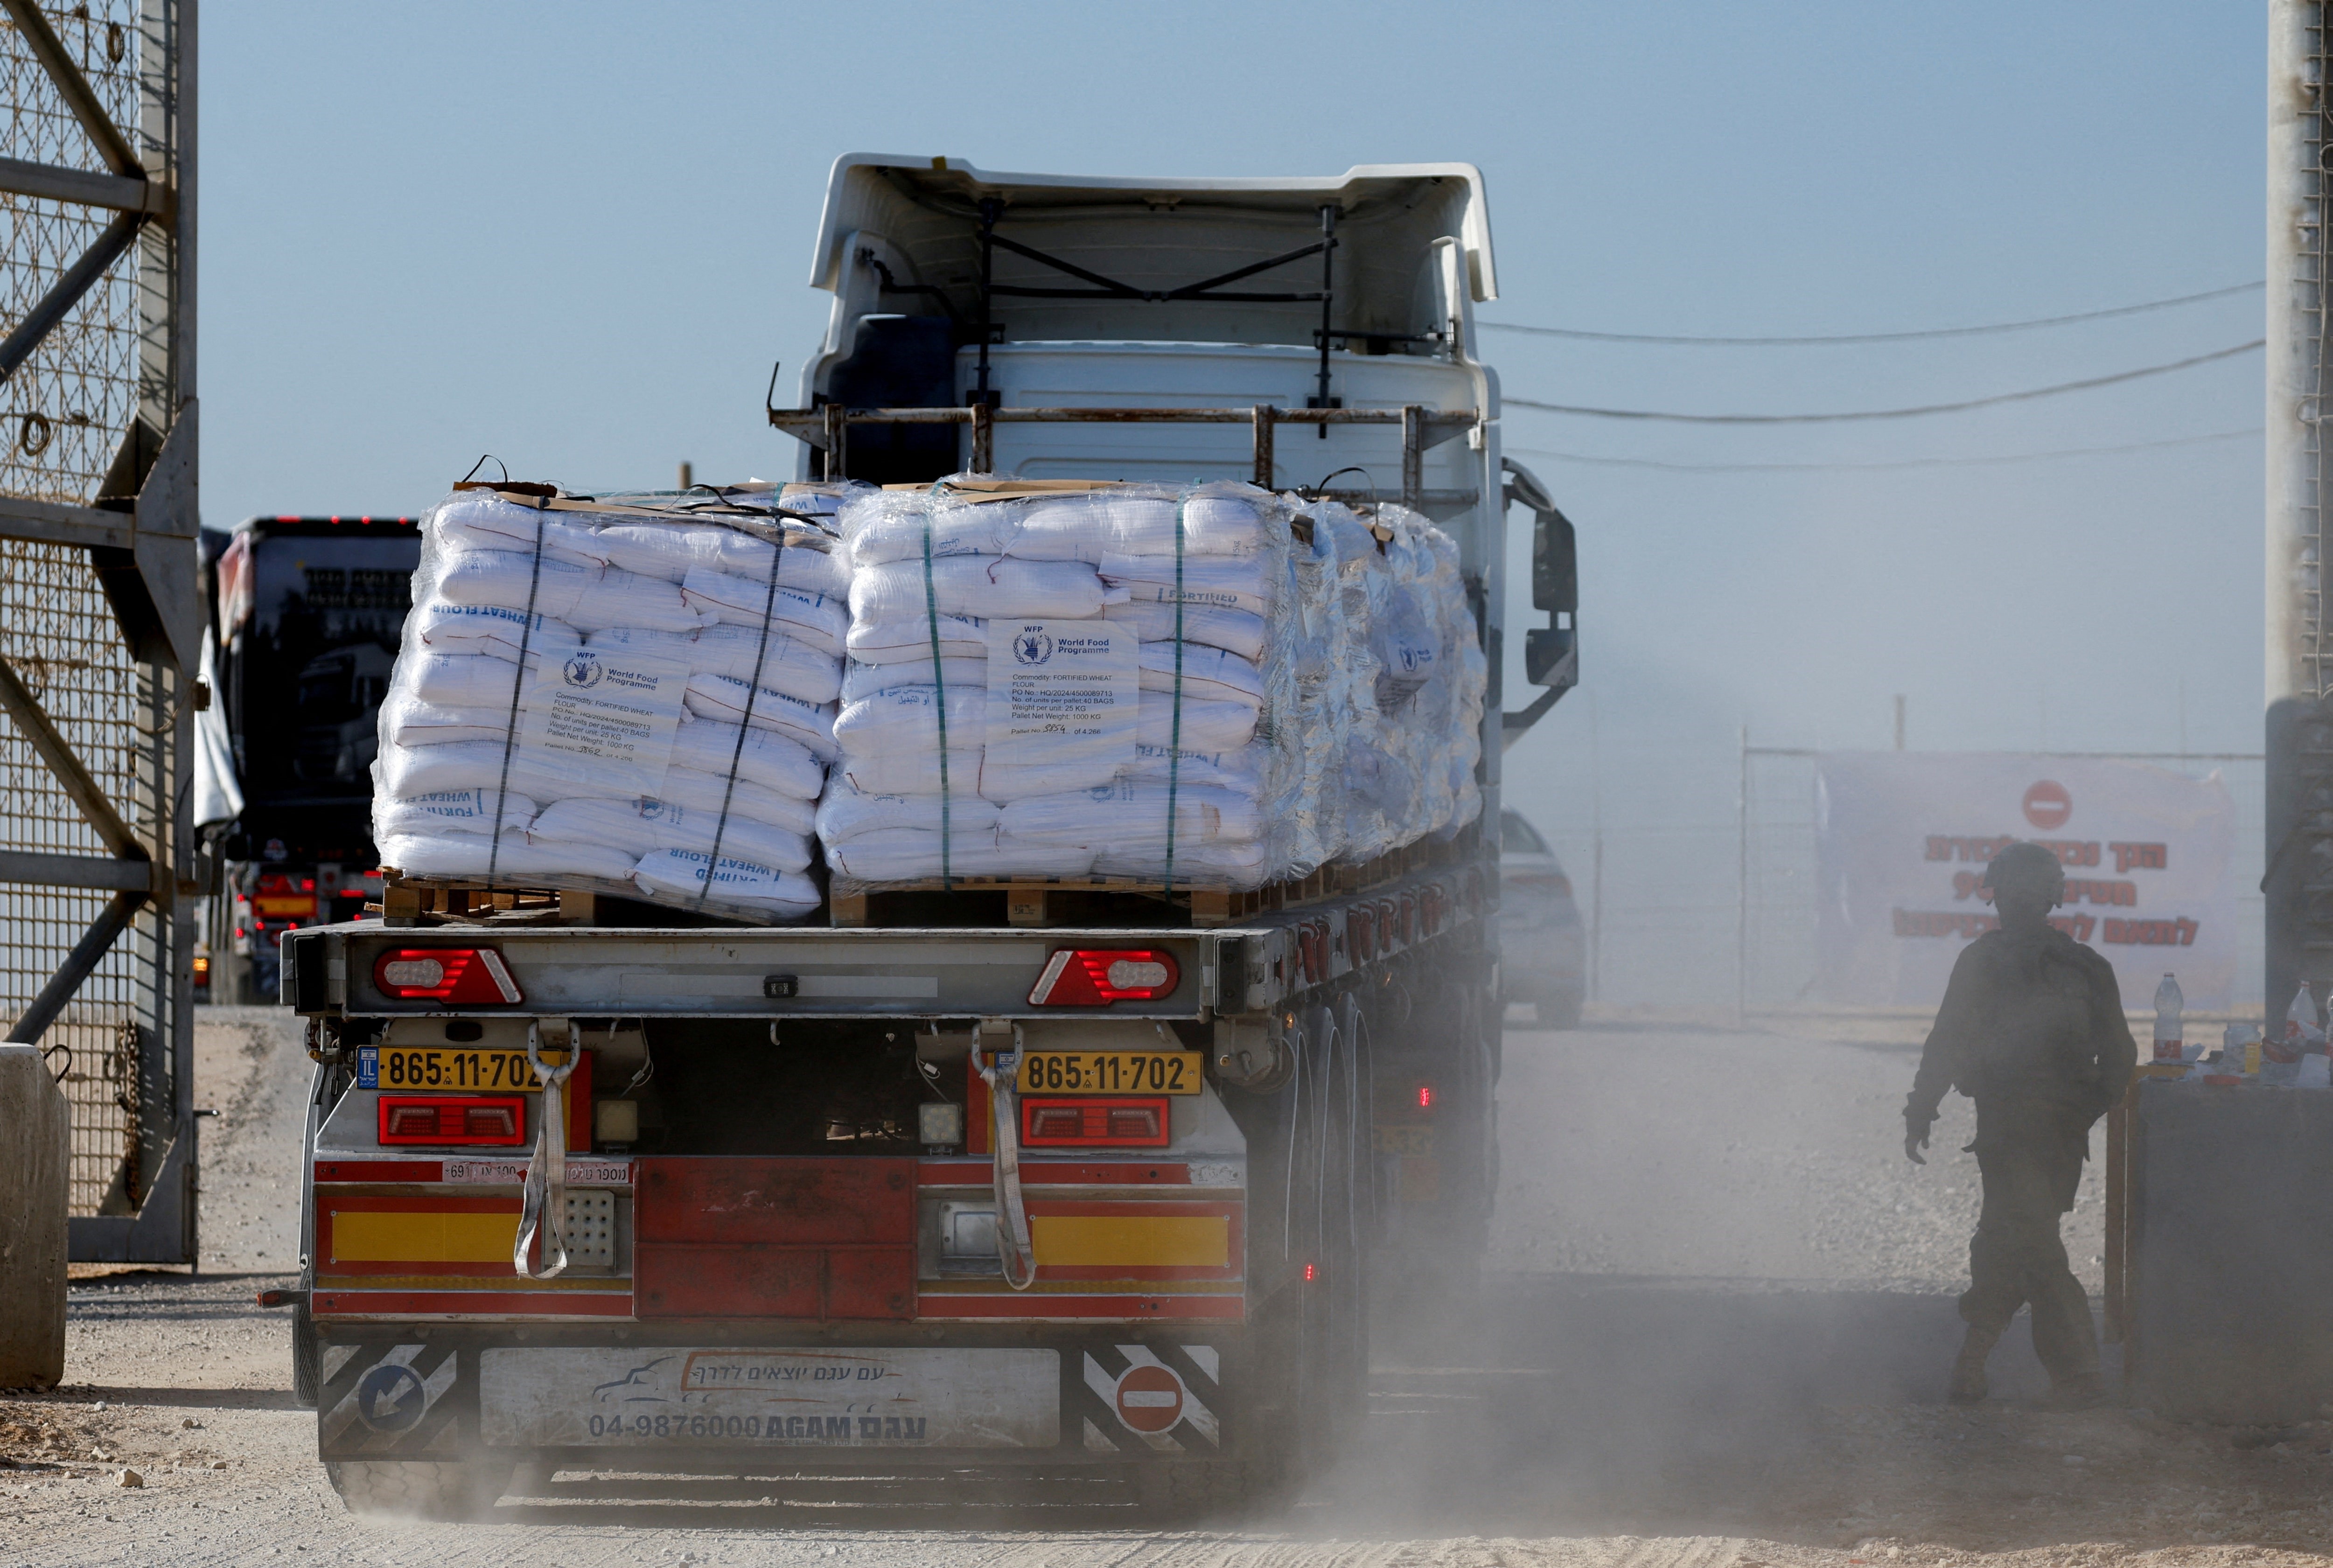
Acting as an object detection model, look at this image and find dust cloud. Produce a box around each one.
[6,1009,2326,1568]
[1326,1008,2329,1561]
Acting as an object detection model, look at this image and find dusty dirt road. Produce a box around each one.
[2,1005,2327,1568]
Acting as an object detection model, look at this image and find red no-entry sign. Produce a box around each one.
[1114,1364,1185,1433]
[2023,780,2072,830]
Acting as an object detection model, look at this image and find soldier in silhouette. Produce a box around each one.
[1904,840,2135,1408]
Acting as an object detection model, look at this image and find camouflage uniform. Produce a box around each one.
[1906,921,2136,1390]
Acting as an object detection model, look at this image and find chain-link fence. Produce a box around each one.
[1,3,142,503]
[1,2,189,1241]
[0,541,165,1214]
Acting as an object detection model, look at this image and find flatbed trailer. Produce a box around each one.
[277,156,1577,1519]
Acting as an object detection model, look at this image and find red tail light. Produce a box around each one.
[1417,1084,1434,1110]
[1027,948,1180,1006]
[377,1094,527,1146]
[1020,1096,1171,1147]
[373,947,523,1004]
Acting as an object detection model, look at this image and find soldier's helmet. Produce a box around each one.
[1981,841,2066,905]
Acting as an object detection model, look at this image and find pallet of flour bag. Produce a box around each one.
[815,477,1485,893]
[370,481,865,922]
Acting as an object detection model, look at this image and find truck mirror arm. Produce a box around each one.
[1498,457,1579,749]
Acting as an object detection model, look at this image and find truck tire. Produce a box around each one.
[290,1302,319,1409]
[1134,1456,1287,1520]
[1287,1003,1368,1487]
[325,1459,511,1520]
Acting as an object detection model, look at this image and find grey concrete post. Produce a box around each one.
[0,1045,70,1389]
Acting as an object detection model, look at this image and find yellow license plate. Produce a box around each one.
[1015,1051,1202,1095]
[373,1046,566,1093]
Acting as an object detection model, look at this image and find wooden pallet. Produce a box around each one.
[824,829,1475,929]
[375,871,795,929]
[826,874,1237,930]
[376,822,1483,931]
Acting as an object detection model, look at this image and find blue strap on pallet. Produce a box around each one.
[699,524,788,911]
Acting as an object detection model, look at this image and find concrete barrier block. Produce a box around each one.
[0,1044,69,1390]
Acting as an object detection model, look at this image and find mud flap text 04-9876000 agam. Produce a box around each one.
[479,1346,1062,1449]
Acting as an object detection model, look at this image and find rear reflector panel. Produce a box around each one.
[1020,1096,1170,1148]
[373,947,523,1005]
[377,1094,528,1146]
[1028,948,1181,1006]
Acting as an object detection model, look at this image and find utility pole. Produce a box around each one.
[2269,0,2327,1024]
[1736,724,1749,1028]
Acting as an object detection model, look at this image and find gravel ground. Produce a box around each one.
[0,1003,2319,1568]
[1485,1008,2098,1293]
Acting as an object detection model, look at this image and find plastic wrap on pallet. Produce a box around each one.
[1307,499,1488,863]
[371,481,859,922]
[1418,519,1488,839]
[817,479,1316,892]
[1275,504,1351,875]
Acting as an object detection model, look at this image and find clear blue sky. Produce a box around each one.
[201,1,2264,994]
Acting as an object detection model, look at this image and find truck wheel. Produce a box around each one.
[290,1302,319,1409]
[1134,1456,1286,1520]
[325,1459,511,1520]
[1290,1005,1368,1486]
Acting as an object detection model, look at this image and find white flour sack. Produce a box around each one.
[371,482,858,920]
[631,849,821,916]
[817,479,1320,888]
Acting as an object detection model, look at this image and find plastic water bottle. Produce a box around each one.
[2152,974,2184,1063]
[2265,982,2322,1084]
[2284,981,2325,1052]
[2217,1022,2261,1079]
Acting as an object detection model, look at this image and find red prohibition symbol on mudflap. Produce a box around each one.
[1114,1364,1186,1433]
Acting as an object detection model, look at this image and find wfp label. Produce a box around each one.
[515,649,687,796]
[985,620,1136,767]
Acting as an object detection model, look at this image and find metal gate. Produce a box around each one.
[0,0,198,1263]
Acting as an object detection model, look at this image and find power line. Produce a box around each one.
[1508,426,2260,474]
[1504,340,2263,425]
[1480,280,2263,346]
